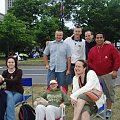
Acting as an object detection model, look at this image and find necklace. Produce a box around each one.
[8,68,16,73]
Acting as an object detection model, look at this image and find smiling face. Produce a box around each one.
[74,60,86,76]
[85,31,94,43]
[73,27,82,39]
[50,83,58,90]
[7,58,15,69]
[55,31,63,42]
[95,34,105,46]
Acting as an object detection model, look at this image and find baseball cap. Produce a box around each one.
[49,80,58,85]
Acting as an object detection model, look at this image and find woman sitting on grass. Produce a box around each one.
[35,79,70,120]
[70,60,105,120]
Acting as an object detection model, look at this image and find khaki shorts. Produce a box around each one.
[78,94,98,115]
[98,74,115,102]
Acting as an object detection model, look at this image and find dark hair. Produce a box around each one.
[6,56,18,69]
[95,32,105,38]
[76,59,87,68]
[76,59,88,86]
[74,24,81,28]
[85,30,94,36]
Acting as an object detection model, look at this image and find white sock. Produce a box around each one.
[107,109,111,111]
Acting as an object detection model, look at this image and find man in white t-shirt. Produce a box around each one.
[64,25,86,84]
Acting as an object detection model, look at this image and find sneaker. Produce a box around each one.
[106,110,112,119]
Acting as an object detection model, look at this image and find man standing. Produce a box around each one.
[85,31,96,60]
[64,25,85,82]
[88,33,120,119]
[43,30,71,87]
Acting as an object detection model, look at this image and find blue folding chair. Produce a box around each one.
[92,82,107,120]
[15,78,33,107]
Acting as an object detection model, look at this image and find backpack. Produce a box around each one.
[19,103,35,120]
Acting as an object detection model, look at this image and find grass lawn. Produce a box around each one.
[0,57,44,66]
[16,84,120,120]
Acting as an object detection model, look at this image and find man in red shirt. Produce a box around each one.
[88,33,120,119]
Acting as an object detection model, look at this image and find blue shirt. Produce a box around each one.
[44,40,71,72]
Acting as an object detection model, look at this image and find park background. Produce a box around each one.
[0,0,120,119]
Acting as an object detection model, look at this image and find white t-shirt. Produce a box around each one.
[64,37,86,63]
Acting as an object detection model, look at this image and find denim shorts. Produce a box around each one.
[47,69,67,87]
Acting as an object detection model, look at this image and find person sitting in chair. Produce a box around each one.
[70,60,105,120]
[0,56,24,120]
[35,79,70,120]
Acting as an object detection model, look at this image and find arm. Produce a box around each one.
[82,40,86,60]
[41,92,47,100]
[43,54,50,69]
[72,76,79,93]
[66,44,71,75]
[66,57,71,75]
[43,44,50,69]
[62,91,70,106]
[87,50,94,70]
[2,69,22,84]
[111,45,120,79]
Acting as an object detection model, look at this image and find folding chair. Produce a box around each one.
[15,78,33,107]
[92,82,107,120]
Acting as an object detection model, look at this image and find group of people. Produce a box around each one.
[0,25,119,120]
[42,25,120,120]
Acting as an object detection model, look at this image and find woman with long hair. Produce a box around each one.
[70,60,105,120]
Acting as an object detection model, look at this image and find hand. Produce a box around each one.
[104,40,111,44]
[71,98,77,107]
[74,68,79,77]
[0,78,2,83]
[46,41,50,46]
[60,103,65,108]
[66,70,70,76]
[45,65,50,69]
[0,75,4,83]
[112,71,117,79]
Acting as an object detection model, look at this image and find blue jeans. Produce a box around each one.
[4,91,23,120]
[47,69,67,87]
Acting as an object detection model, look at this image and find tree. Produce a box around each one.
[9,0,42,28]
[35,17,61,48]
[65,0,120,41]
[0,13,36,57]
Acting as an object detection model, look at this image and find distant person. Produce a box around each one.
[35,79,70,120]
[0,56,24,120]
[64,25,86,83]
[70,60,105,120]
[88,33,120,119]
[43,30,71,88]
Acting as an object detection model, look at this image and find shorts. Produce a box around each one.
[78,94,98,115]
[98,74,115,102]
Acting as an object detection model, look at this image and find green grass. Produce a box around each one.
[0,57,44,66]
[16,85,120,120]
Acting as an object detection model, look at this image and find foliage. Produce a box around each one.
[65,0,120,41]
[0,13,36,57]
[1,0,120,51]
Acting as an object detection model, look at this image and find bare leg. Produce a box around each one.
[81,111,90,120]
[73,99,86,120]
[107,100,112,109]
